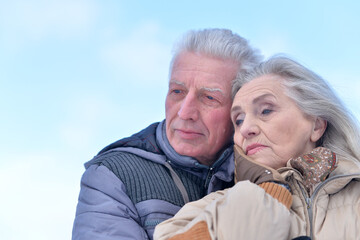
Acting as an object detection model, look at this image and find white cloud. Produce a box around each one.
[57,91,166,153]
[58,94,116,150]
[0,152,82,240]
[100,22,172,85]
[0,0,98,50]
[250,28,293,59]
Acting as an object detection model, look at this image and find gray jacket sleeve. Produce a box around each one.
[72,165,149,240]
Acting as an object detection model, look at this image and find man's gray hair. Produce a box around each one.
[233,55,360,164]
[169,28,263,77]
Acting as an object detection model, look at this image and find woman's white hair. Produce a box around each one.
[233,55,360,163]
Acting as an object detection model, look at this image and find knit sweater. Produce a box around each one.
[100,151,206,206]
[72,120,234,240]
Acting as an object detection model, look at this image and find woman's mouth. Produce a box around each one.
[246,144,266,155]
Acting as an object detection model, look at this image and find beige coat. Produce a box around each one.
[154,157,360,240]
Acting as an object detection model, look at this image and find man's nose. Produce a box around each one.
[177,93,199,121]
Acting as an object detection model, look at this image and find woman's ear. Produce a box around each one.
[310,117,327,143]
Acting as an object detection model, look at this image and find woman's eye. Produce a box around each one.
[235,119,243,126]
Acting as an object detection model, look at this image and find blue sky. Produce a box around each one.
[1,1,359,239]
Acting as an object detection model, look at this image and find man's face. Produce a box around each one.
[165,52,238,166]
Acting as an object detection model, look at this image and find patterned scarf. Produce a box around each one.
[289,147,338,195]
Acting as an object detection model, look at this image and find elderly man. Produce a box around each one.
[72,28,262,240]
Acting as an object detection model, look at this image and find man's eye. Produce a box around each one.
[206,95,214,100]
[202,94,220,106]
[262,109,272,115]
[173,89,181,94]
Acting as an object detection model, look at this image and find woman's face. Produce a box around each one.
[231,74,325,169]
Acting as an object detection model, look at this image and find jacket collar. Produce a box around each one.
[156,120,233,172]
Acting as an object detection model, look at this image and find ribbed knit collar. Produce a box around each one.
[156,120,233,172]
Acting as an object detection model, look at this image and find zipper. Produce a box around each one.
[298,173,360,239]
[204,167,214,189]
[294,179,313,238]
[306,196,313,239]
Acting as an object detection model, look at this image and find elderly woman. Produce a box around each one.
[153,56,360,240]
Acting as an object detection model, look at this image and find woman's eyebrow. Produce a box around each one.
[231,105,242,113]
[231,93,276,113]
[252,93,276,104]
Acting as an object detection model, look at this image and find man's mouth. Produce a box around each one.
[175,129,202,140]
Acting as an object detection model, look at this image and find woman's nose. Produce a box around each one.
[239,116,260,138]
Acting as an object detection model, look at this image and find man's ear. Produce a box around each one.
[310,117,327,143]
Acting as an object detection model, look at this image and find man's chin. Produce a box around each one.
[172,143,201,157]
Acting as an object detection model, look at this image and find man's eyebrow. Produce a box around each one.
[169,80,185,86]
[169,80,224,95]
[201,87,224,96]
